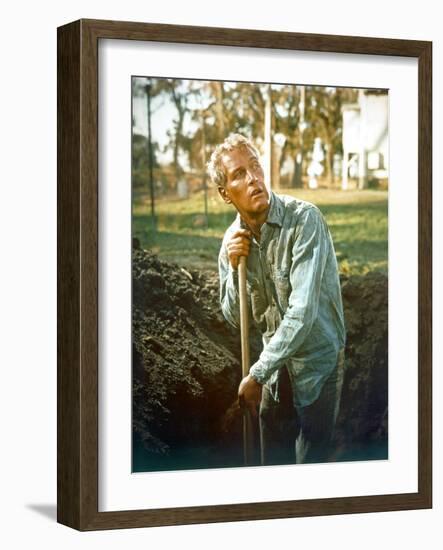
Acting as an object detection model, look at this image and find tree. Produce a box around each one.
[304,86,358,186]
[271,84,303,187]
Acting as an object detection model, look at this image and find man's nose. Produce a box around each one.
[246,169,257,184]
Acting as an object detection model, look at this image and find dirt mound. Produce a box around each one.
[336,272,388,456]
[132,244,260,470]
[132,244,388,470]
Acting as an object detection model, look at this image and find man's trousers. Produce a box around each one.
[259,350,345,465]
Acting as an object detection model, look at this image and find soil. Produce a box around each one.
[132,242,388,470]
[336,271,388,458]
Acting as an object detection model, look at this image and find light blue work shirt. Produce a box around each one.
[218,192,346,408]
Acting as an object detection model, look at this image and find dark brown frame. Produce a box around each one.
[57,18,432,530]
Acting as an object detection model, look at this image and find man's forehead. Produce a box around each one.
[221,146,257,169]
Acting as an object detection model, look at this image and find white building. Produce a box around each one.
[341,90,389,190]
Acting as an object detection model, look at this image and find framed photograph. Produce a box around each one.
[57,19,432,530]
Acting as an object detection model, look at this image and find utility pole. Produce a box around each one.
[294,86,306,188]
[263,84,272,189]
[145,79,156,232]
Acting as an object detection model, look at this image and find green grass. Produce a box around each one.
[133,188,388,275]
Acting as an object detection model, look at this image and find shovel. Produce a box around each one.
[238,255,255,466]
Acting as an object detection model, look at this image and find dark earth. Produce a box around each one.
[132,242,388,471]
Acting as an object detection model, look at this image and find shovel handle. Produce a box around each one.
[238,256,250,377]
[238,255,254,465]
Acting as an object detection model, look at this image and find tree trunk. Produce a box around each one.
[292,152,303,188]
[211,81,225,142]
[271,142,281,190]
[325,141,334,187]
[169,83,185,189]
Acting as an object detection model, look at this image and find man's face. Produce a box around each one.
[218,146,270,218]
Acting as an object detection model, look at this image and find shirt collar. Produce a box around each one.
[236,191,284,231]
[266,191,285,227]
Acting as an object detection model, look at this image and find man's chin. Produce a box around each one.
[250,196,270,213]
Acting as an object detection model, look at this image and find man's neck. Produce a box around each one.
[240,207,270,242]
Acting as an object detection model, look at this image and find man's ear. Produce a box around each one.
[218,186,232,204]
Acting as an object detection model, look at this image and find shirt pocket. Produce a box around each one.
[274,269,291,312]
[247,277,267,327]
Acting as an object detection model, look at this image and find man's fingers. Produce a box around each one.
[229,240,251,254]
[247,401,258,419]
[230,252,248,269]
[228,247,250,269]
[228,240,250,250]
[238,395,258,418]
[227,229,252,269]
[228,242,250,256]
[230,236,250,247]
[238,375,261,418]
[229,248,250,260]
[233,229,251,238]
[238,394,245,410]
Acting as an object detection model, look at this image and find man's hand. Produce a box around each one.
[227,229,251,269]
[238,374,262,418]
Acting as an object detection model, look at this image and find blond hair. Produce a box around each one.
[207,133,260,188]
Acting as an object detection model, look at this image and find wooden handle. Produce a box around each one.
[238,255,254,465]
[238,256,250,377]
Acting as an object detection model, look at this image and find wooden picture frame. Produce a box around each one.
[57,18,432,530]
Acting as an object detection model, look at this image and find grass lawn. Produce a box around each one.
[133,188,388,275]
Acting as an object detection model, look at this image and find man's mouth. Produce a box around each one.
[250,189,263,198]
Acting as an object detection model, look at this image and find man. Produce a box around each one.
[208,133,346,465]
